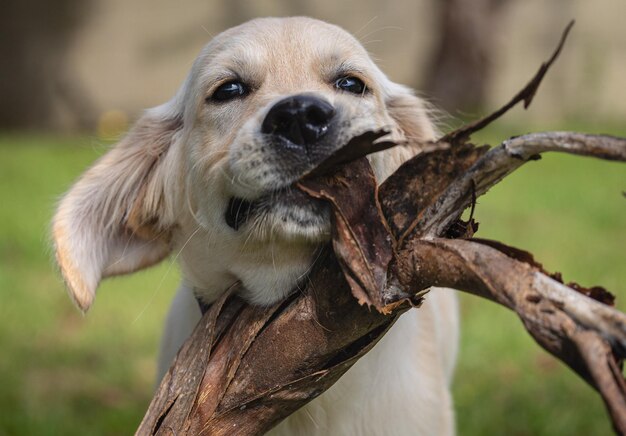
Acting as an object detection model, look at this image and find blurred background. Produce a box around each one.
[0,0,624,434]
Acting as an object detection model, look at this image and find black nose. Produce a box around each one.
[261,95,335,148]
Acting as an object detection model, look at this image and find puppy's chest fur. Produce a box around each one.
[178,226,318,306]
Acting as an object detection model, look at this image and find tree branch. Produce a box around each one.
[393,237,626,434]
[413,131,626,239]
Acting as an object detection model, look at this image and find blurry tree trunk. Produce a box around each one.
[0,0,95,131]
[424,0,512,114]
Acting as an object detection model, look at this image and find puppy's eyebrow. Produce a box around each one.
[325,59,367,81]
[203,50,265,87]
[209,70,238,82]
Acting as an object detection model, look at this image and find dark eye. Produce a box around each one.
[210,80,249,102]
[334,76,367,94]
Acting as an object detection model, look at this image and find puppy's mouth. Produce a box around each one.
[224,187,330,236]
[224,129,397,237]
[225,197,256,231]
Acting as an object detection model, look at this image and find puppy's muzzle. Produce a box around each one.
[262,94,335,152]
[225,95,335,232]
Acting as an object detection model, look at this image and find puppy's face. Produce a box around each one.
[186,18,414,244]
[53,17,436,310]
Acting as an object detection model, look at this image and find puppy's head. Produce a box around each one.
[53,17,437,311]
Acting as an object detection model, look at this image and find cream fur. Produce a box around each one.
[53,17,458,435]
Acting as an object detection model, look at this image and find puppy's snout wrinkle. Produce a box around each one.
[262,95,335,150]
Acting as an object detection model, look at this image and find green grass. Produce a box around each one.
[0,127,623,435]
[0,135,179,435]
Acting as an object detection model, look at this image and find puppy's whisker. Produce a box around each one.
[190,151,223,174]
[303,408,321,430]
[184,173,213,231]
[234,171,258,191]
[167,225,202,273]
[199,25,214,38]
[131,225,201,325]
[241,219,259,250]
[361,39,384,47]
[270,239,277,274]
[106,230,135,270]
[108,226,171,270]
[353,15,379,39]
[232,195,249,231]
[359,25,403,42]
[296,244,325,281]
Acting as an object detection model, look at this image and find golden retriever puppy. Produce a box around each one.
[53,17,458,435]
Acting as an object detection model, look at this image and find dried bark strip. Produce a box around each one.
[304,129,398,177]
[137,287,238,435]
[441,20,575,144]
[299,158,394,309]
[378,142,488,245]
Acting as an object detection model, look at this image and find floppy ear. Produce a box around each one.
[53,109,183,312]
[369,83,439,181]
[385,83,438,144]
